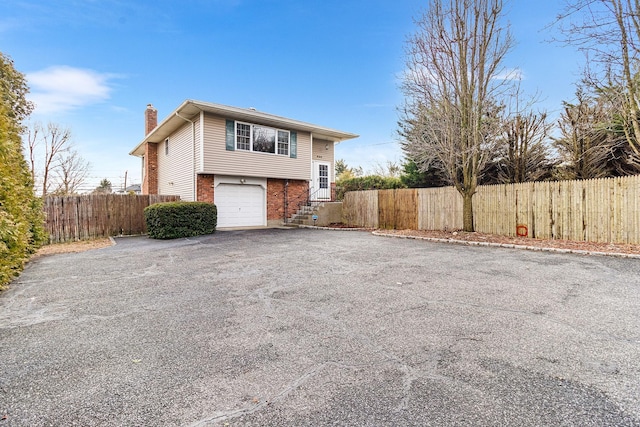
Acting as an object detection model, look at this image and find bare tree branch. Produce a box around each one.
[51,150,91,196]
[24,124,38,185]
[555,0,640,158]
[38,122,71,197]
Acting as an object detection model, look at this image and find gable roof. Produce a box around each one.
[130,99,359,156]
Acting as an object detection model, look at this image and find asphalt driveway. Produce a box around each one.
[1,228,639,426]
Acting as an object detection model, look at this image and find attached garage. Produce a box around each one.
[214,176,266,228]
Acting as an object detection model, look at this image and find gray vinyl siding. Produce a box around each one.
[312,138,334,170]
[194,114,202,172]
[202,113,311,180]
[157,122,195,201]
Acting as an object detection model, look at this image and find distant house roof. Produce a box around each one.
[130,100,358,157]
[125,184,141,193]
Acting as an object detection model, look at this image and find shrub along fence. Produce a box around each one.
[343,175,640,244]
[43,194,180,244]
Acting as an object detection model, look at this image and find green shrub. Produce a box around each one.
[144,202,217,239]
[336,175,406,200]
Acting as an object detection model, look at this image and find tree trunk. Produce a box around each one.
[462,191,475,232]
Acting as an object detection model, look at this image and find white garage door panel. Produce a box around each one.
[216,184,265,227]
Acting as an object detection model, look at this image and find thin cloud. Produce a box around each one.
[492,68,524,81]
[27,66,115,114]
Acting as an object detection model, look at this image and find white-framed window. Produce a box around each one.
[236,123,251,151]
[277,130,289,156]
[236,121,289,156]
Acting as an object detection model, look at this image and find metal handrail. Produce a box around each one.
[284,186,332,224]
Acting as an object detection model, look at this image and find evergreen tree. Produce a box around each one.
[0,52,45,288]
[400,159,447,188]
[93,178,113,194]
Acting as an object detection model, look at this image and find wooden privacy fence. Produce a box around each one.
[43,194,180,243]
[343,175,640,244]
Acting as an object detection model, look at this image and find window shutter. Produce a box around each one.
[225,119,235,151]
[290,131,297,159]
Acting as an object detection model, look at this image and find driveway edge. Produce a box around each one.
[372,230,640,259]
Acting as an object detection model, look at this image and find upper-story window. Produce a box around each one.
[164,138,169,155]
[236,123,250,151]
[236,122,289,156]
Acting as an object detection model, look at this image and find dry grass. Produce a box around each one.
[34,238,114,257]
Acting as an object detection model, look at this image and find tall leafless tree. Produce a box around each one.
[556,0,640,158]
[40,122,71,197]
[400,0,514,231]
[25,122,91,196]
[51,150,91,195]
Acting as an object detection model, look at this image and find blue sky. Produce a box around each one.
[2,0,583,191]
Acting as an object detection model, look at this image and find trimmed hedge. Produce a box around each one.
[144,202,217,239]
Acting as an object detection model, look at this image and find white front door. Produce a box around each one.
[312,161,331,200]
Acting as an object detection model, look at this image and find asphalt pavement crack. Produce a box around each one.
[186,362,333,426]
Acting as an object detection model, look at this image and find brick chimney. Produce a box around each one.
[145,103,158,135]
[142,104,159,195]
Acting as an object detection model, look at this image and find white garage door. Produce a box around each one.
[215,184,265,228]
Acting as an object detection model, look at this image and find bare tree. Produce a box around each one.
[556,0,640,158]
[25,122,91,196]
[400,0,514,231]
[24,124,38,184]
[494,111,556,183]
[371,160,402,178]
[553,89,612,179]
[50,150,91,195]
[553,85,640,178]
[40,122,73,197]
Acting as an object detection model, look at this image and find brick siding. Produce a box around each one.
[142,142,158,195]
[267,179,309,221]
[197,174,215,203]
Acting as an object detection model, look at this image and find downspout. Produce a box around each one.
[175,112,197,201]
[284,179,289,224]
[309,133,314,198]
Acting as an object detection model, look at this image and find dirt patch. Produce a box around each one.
[383,229,640,255]
[34,238,114,257]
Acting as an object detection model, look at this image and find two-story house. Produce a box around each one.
[129,100,358,228]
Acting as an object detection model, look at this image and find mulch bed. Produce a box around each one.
[382,229,640,256]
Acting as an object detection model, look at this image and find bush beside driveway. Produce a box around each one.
[1,229,639,426]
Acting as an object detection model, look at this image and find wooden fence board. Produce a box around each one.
[394,189,418,230]
[344,175,640,245]
[44,194,180,243]
[378,190,396,230]
[343,190,378,228]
